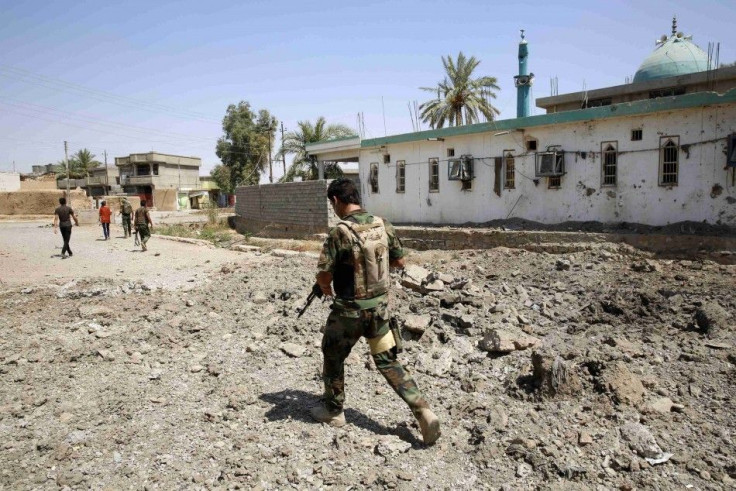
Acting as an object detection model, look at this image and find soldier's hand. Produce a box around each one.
[319,284,334,297]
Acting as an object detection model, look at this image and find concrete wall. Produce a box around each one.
[154,188,178,211]
[234,180,336,238]
[360,103,736,228]
[0,172,20,192]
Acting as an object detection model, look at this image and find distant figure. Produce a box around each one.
[53,197,79,258]
[98,201,111,240]
[119,197,133,238]
[133,199,153,251]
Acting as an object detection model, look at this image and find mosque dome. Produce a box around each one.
[633,20,709,83]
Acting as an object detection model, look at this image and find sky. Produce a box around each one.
[0,0,734,180]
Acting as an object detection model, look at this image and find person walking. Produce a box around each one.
[133,199,153,252]
[53,196,79,257]
[98,200,111,240]
[309,178,441,445]
[119,197,133,238]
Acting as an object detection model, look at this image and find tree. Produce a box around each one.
[210,164,234,194]
[55,148,101,179]
[278,117,356,182]
[419,52,500,128]
[215,101,277,188]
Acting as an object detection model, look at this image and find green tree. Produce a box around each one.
[210,164,234,194]
[278,117,356,182]
[419,52,500,128]
[55,148,101,179]
[215,101,277,188]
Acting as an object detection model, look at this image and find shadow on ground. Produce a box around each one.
[259,389,421,446]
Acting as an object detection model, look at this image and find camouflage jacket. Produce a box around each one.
[317,209,405,310]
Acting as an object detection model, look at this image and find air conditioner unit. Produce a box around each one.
[728,133,736,167]
[449,155,474,181]
[535,151,565,177]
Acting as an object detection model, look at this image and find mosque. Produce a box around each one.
[306,19,736,228]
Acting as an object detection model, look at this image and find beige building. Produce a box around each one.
[115,152,201,210]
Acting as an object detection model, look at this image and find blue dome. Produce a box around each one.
[633,33,708,83]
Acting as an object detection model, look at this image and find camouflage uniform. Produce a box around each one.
[134,207,151,247]
[317,209,430,418]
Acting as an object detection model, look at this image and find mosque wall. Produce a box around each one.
[358,103,736,227]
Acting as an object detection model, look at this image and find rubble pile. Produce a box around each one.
[0,245,734,489]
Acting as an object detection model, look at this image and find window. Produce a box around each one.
[369,162,379,193]
[631,129,643,141]
[153,164,159,176]
[429,158,439,192]
[526,139,537,151]
[659,136,679,185]
[649,87,686,99]
[584,97,612,108]
[503,151,515,189]
[447,148,455,157]
[535,150,565,177]
[396,160,405,193]
[601,142,617,186]
[383,154,391,164]
[548,176,561,189]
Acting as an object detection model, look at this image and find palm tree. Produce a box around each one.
[278,117,356,182]
[419,52,500,128]
[72,149,102,178]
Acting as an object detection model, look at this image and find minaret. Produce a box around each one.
[514,29,534,118]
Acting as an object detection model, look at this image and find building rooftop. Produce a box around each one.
[633,19,709,83]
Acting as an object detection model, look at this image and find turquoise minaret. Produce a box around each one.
[514,30,534,118]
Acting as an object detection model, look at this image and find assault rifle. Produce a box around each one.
[297,283,324,318]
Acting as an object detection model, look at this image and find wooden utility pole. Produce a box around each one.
[64,141,70,198]
[280,122,286,174]
[268,129,273,183]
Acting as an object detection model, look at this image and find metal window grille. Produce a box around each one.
[370,163,379,193]
[396,161,405,193]
[548,176,561,188]
[660,138,678,185]
[631,129,642,141]
[447,148,455,157]
[602,143,617,186]
[429,158,439,192]
[504,152,515,189]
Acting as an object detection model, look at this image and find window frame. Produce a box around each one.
[601,141,618,187]
[395,160,406,193]
[548,176,561,189]
[631,129,643,141]
[428,158,440,193]
[447,148,455,158]
[503,150,516,189]
[369,162,380,194]
[659,136,679,186]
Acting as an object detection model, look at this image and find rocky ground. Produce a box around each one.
[0,230,735,490]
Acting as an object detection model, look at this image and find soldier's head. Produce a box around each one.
[140,200,146,207]
[59,197,66,205]
[327,178,361,206]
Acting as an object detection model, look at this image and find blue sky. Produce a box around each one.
[1,0,734,178]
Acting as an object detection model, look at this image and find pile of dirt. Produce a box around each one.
[0,190,91,215]
[0,243,734,489]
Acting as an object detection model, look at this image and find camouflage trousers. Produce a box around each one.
[321,304,429,418]
[121,214,131,236]
[135,223,150,244]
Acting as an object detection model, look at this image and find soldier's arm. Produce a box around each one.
[316,227,341,297]
[384,220,406,269]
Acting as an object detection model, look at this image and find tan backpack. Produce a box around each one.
[338,217,390,299]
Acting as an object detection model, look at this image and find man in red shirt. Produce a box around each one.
[98,201,111,240]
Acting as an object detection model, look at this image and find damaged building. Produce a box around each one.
[306,22,736,228]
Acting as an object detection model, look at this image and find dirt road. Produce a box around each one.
[0,221,247,290]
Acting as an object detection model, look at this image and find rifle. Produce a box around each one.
[297,283,324,318]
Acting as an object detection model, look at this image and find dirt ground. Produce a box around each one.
[0,221,734,490]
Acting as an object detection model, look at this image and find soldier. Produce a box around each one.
[133,199,153,252]
[120,197,133,238]
[310,178,440,445]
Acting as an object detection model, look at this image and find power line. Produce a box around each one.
[0,65,221,124]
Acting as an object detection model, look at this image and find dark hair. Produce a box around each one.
[59,197,66,205]
[140,200,146,206]
[327,178,361,205]
[101,201,106,206]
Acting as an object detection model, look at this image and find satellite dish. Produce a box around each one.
[676,32,683,38]
[661,35,668,42]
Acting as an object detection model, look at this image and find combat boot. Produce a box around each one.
[309,402,346,427]
[416,407,441,445]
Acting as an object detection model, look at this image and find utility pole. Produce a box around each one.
[104,150,108,189]
[268,129,273,183]
[280,122,286,174]
[64,141,70,199]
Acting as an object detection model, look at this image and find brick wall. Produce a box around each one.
[234,180,337,238]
